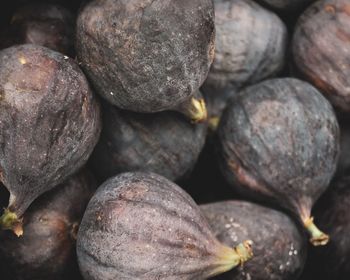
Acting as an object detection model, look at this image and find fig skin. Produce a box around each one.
[0,44,101,234]
[201,201,307,280]
[202,0,287,99]
[216,78,340,246]
[292,0,350,112]
[0,3,75,55]
[75,0,215,122]
[77,172,253,280]
[0,169,96,280]
[90,98,207,182]
[334,119,350,178]
[309,175,350,280]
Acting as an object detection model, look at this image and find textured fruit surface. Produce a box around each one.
[0,44,101,222]
[77,172,252,280]
[91,100,207,182]
[1,3,74,55]
[293,0,350,111]
[201,201,306,280]
[76,0,215,114]
[217,78,339,245]
[202,0,287,96]
[0,169,96,280]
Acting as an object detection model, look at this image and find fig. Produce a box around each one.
[292,0,350,111]
[1,3,75,55]
[335,119,350,178]
[0,44,101,235]
[0,169,96,280]
[201,200,306,280]
[77,172,253,280]
[90,98,207,182]
[76,0,215,122]
[216,78,340,246]
[310,175,350,280]
[202,0,287,100]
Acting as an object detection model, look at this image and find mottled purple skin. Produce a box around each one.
[76,0,215,113]
[202,0,287,100]
[0,44,101,217]
[201,201,306,280]
[90,100,207,182]
[1,3,75,55]
[217,78,339,225]
[310,176,350,280]
[0,169,96,280]
[77,172,237,280]
[293,0,350,112]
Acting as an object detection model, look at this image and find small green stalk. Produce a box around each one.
[0,208,23,237]
[303,216,329,246]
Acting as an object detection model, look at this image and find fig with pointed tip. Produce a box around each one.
[201,201,307,280]
[0,169,96,280]
[90,98,207,182]
[76,0,215,122]
[0,44,101,235]
[202,0,287,99]
[293,0,350,112]
[217,78,340,246]
[77,172,253,280]
[0,3,74,55]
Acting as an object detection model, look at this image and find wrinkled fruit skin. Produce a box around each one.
[217,78,339,225]
[90,100,207,182]
[0,44,101,217]
[77,172,242,280]
[312,176,350,280]
[1,3,75,55]
[202,0,287,97]
[76,0,215,113]
[293,0,350,111]
[0,169,96,280]
[201,201,306,280]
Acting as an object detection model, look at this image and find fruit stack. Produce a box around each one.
[0,0,348,279]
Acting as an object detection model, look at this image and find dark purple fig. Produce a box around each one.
[293,0,350,112]
[202,0,287,102]
[310,175,350,280]
[0,169,96,280]
[1,3,75,55]
[0,44,101,235]
[217,78,340,246]
[77,172,253,280]
[76,0,215,122]
[335,119,350,178]
[90,98,207,182]
[201,201,306,280]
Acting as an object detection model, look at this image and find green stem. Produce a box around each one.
[0,208,23,237]
[303,216,329,246]
[211,240,253,277]
[176,97,208,123]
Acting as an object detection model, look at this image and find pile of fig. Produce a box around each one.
[0,0,348,279]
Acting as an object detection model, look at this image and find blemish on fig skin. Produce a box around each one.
[324,5,336,14]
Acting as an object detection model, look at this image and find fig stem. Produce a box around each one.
[303,216,329,246]
[0,208,23,237]
[176,97,208,123]
[212,240,253,276]
[208,116,220,131]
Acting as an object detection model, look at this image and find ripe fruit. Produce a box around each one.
[293,0,350,111]
[0,169,96,280]
[217,78,339,246]
[77,172,253,280]
[0,44,101,235]
[201,201,306,280]
[90,99,207,182]
[76,0,215,122]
